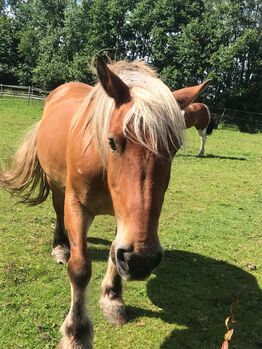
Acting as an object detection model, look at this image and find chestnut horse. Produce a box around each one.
[184,102,217,156]
[0,58,208,349]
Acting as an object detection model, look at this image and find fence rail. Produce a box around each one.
[1,83,261,132]
[0,84,49,101]
[210,106,262,133]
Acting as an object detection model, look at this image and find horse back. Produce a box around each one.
[44,82,92,116]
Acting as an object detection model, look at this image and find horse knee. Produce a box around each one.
[68,257,91,289]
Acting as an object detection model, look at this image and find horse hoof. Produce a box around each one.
[100,298,128,325]
[102,306,128,325]
[51,245,70,264]
[57,339,92,349]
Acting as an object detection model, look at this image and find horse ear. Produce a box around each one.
[96,57,131,107]
[172,80,210,110]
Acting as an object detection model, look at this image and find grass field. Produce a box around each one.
[0,98,261,349]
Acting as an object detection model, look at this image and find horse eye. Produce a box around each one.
[108,137,117,152]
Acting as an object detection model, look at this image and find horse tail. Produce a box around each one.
[206,106,216,135]
[0,122,50,205]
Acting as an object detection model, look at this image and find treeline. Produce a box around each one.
[0,0,261,115]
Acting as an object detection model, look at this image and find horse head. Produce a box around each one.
[96,58,206,281]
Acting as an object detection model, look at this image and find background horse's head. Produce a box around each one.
[93,58,205,281]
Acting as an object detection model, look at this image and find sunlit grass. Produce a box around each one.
[0,98,261,348]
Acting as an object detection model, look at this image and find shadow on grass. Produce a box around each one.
[87,237,111,261]
[87,244,261,348]
[87,236,111,246]
[129,250,262,349]
[178,154,247,161]
[89,246,110,261]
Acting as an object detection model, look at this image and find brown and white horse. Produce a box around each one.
[184,102,217,156]
[0,58,207,349]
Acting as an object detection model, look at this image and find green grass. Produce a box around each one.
[0,98,261,349]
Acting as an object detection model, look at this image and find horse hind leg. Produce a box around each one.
[50,187,70,264]
[100,240,127,325]
[197,128,207,157]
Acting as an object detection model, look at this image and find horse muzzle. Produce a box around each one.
[115,245,163,281]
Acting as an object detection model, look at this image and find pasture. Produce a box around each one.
[0,98,261,349]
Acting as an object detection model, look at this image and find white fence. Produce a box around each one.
[0,84,49,102]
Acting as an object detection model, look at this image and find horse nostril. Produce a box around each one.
[116,248,125,262]
[153,251,163,268]
[116,246,163,279]
[116,248,129,272]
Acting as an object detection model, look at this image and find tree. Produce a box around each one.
[0,15,18,83]
[0,0,260,128]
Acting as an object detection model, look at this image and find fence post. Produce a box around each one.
[28,86,31,105]
[220,108,226,123]
[0,83,2,96]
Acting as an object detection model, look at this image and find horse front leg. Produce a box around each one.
[59,194,94,349]
[100,240,127,325]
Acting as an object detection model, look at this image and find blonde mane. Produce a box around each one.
[71,60,185,164]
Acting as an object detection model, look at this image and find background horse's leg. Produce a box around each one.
[50,187,70,264]
[100,240,127,325]
[197,128,207,156]
[59,195,94,349]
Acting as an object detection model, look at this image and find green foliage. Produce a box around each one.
[0,0,261,115]
[0,16,18,83]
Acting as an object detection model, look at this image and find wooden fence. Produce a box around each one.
[210,107,262,133]
[0,83,261,132]
[0,84,49,102]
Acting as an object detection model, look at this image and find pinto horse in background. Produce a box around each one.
[184,102,218,156]
[0,58,208,349]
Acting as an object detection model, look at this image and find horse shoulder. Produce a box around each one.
[37,83,92,190]
[66,137,113,215]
